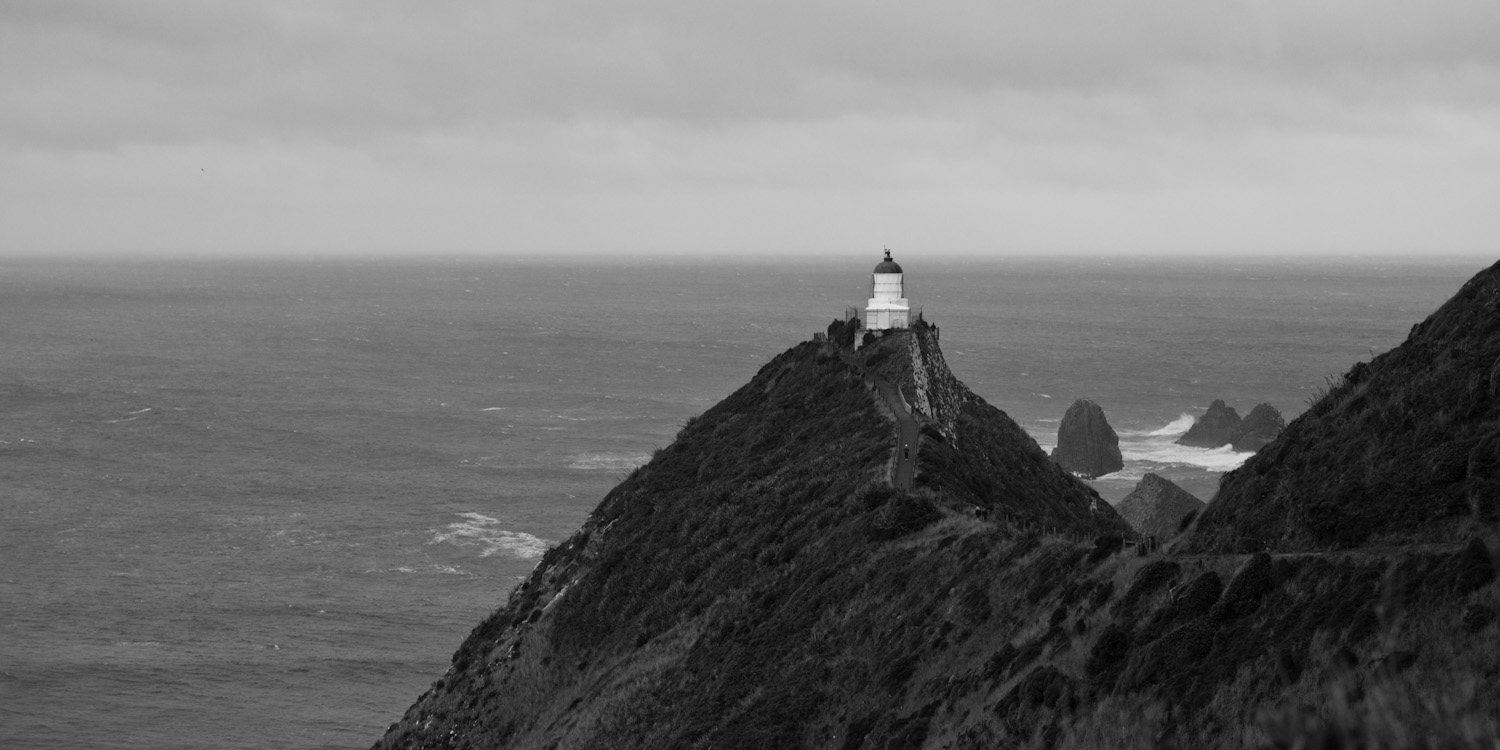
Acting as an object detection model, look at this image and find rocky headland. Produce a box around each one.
[1049,399,1124,478]
[1116,473,1205,540]
[374,263,1500,749]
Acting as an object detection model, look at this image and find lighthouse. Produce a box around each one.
[863,249,911,331]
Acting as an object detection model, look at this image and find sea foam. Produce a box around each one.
[568,452,651,471]
[431,513,551,560]
[1146,413,1197,436]
[1119,441,1251,472]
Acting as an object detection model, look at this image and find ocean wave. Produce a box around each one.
[430,513,552,560]
[1089,467,1150,483]
[1118,413,1196,437]
[1119,441,1252,472]
[1147,413,1197,436]
[568,452,651,471]
[367,565,467,575]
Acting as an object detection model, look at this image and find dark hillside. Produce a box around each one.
[1184,259,1500,553]
[372,329,1128,750]
[373,306,1500,750]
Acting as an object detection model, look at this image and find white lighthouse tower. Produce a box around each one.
[863,249,911,331]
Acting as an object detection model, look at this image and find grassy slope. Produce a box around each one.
[1184,259,1500,553]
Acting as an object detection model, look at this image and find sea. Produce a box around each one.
[0,255,1484,749]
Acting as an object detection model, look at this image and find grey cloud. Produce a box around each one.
[4,0,1498,151]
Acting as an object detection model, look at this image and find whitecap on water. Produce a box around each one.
[1119,440,1251,472]
[568,452,650,471]
[366,565,467,575]
[1146,413,1197,437]
[1091,466,1149,483]
[1117,413,1196,438]
[430,513,551,559]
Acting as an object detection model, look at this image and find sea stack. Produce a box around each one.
[1176,399,1242,448]
[1116,473,1206,539]
[1231,403,1285,451]
[1050,399,1124,478]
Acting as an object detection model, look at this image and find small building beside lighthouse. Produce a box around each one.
[864,249,912,331]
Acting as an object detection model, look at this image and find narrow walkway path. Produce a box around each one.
[1168,541,1466,562]
[873,379,920,490]
[837,350,919,489]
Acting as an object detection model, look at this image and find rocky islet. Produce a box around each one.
[1050,398,1125,478]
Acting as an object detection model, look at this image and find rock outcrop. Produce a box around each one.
[1176,399,1242,448]
[1050,399,1124,478]
[1176,400,1285,451]
[1116,473,1205,539]
[1231,403,1286,451]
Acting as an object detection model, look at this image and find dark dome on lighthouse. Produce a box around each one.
[873,249,903,274]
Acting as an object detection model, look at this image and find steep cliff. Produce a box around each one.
[1115,473,1205,540]
[1049,399,1125,479]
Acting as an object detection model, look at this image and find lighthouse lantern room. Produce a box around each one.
[864,249,911,331]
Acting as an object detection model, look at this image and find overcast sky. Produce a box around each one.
[3,0,1497,259]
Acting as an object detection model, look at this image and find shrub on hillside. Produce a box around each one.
[1461,603,1496,633]
[1086,623,1131,682]
[1138,571,1224,643]
[865,491,941,541]
[1177,572,1224,620]
[1114,560,1181,617]
[1088,534,1124,564]
[1455,537,1496,594]
[1118,618,1215,691]
[1212,553,1275,620]
[826,318,858,349]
